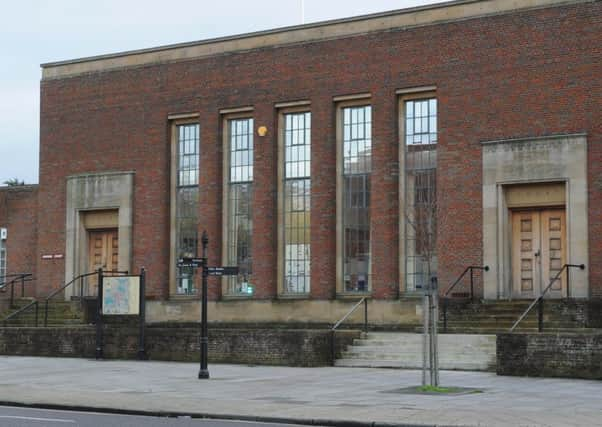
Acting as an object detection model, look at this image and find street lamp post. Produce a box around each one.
[198,230,210,379]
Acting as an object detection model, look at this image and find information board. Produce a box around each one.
[102,276,140,315]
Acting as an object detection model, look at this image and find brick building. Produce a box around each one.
[2,0,601,327]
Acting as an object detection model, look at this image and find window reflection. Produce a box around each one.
[175,123,199,295]
[342,105,371,292]
[227,118,254,294]
[404,98,437,291]
[284,112,311,294]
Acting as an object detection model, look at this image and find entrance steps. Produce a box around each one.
[440,299,586,333]
[335,332,496,371]
[0,298,86,327]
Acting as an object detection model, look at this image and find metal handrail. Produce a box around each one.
[3,300,38,327]
[0,273,36,283]
[443,266,489,299]
[44,270,128,327]
[0,273,34,308]
[442,266,488,333]
[510,263,585,332]
[330,297,368,365]
[1,270,128,328]
[331,297,368,332]
[44,271,98,301]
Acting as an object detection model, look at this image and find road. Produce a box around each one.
[0,406,316,427]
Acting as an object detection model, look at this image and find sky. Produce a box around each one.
[0,0,444,185]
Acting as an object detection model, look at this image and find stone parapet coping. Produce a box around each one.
[41,0,590,80]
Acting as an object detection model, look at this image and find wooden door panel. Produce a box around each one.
[86,229,118,296]
[541,210,566,295]
[512,211,540,297]
[512,209,566,298]
[108,232,119,272]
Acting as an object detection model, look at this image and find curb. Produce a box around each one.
[0,400,468,427]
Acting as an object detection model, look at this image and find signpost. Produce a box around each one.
[207,266,239,276]
[177,231,239,380]
[177,258,204,268]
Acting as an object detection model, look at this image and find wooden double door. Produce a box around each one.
[512,209,566,298]
[85,229,119,296]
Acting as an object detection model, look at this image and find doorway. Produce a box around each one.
[86,229,119,296]
[511,209,566,298]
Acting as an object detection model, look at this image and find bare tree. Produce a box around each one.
[404,152,439,387]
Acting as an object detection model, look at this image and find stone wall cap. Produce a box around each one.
[40,0,592,80]
[0,184,39,192]
[481,133,587,146]
[66,171,136,180]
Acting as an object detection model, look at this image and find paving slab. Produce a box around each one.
[0,356,600,427]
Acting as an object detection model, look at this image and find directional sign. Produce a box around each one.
[177,258,204,268]
[206,266,239,276]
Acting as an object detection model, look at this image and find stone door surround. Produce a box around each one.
[482,134,588,299]
[65,171,134,299]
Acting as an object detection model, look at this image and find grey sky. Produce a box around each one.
[0,0,443,185]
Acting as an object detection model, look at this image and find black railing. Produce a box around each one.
[510,263,585,332]
[1,270,127,328]
[2,300,38,327]
[441,265,489,333]
[44,270,128,327]
[330,297,368,365]
[44,271,97,327]
[0,273,34,308]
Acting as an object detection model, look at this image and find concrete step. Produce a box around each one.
[335,358,494,370]
[337,332,496,371]
[441,327,537,334]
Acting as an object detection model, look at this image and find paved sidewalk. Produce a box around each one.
[0,357,600,427]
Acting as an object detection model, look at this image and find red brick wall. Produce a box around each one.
[0,186,38,297]
[38,2,602,300]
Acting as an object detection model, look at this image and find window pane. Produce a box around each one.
[226,117,254,294]
[230,118,254,183]
[177,124,200,186]
[405,98,437,146]
[227,183,253,294]
[342,105,371,292]
[283,111,311,294]
[175,124,200,295]
[403,98,437,290]
[0,240,6,284]
[343,105,371,175]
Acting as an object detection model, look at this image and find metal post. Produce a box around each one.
[330,330,336,366]
[431,277,439,387]
[21,276,25,297]
[443,298,448,333]
[10,279,14,308]
[80,276,84,307]
[469,267,474,300]
[95,268,104,360]
[137,268,147,360]
[363,298,368,333]
[44,300,48,327]
[538,298,544,333]
[35,302,38,327]
[566,267,570,299]
[422,292,429,387]
[428,292,435,386]
[198,231,210,379]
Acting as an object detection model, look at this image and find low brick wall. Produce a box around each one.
[0,325,360,367]
[443,299,602,328]
[497,333,602,380]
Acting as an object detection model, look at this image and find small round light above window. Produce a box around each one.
[257,126,268,137]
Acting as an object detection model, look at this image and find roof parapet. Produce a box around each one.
[41,0,589,80]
